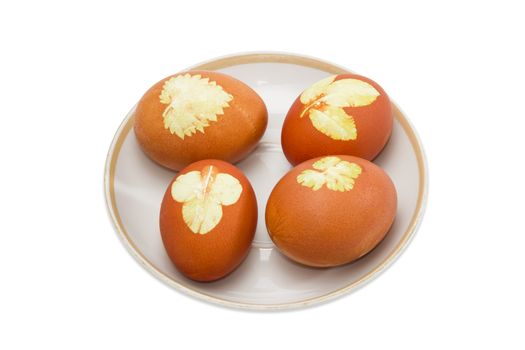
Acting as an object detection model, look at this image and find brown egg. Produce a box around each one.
[160,159,257,281]
[265,155,397,267]
[134,70,268,171]
[281,74,393,165]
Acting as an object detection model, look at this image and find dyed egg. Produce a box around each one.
[281,74,392,165]
[265,155,396,267]
[134,70,267,171]
[160,159,257,281]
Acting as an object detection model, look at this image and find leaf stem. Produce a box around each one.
[300,99,319,118]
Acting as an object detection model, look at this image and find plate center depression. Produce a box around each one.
[236,132,292,248]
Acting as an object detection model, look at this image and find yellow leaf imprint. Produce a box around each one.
[297,156,362,192]
[171,166,242,234]
[299,75,380,141]
[159,74,233,140]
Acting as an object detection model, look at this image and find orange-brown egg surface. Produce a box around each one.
[281,74,392,165]
[160,159,257,281]
[134,70,267,171]
[265,155,397,267]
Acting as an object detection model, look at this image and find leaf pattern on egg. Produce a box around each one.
[299,76,380,141]
[159,74,233,139]
[297,156,362,192]
[171,166,242,234]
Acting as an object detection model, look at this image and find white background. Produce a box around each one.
[1,1,524,349]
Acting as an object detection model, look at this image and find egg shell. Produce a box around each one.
[281,74,393,165]
[265,155,397,267]
[134,70,268,171]
[160,159,257,281]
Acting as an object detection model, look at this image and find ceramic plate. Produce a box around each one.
[104,53,428,310]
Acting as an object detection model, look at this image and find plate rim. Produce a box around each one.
[104,52,429,310]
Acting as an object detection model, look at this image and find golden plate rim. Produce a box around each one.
[103,52,429,310]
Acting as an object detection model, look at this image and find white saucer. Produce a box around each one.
[104,53,428,310]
